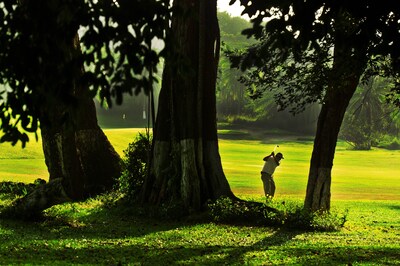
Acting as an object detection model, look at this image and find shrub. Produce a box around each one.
[207,197,282,226]
[309,209,348,231]
[0,179,47,219]
[208,197,348,231]
[376,136,400,150]
[118,132,151,202]
[0,179,46,196]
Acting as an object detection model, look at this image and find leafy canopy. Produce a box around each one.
[0,0,169,146]
[228,0,400,113]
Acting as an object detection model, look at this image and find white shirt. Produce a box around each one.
[262,156,279,175]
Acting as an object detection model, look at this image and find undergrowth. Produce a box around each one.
[207,197,348,231]
[118,132,151,202]
[0,178,46,196]
[1,179,347,232]
[0,182,392,233]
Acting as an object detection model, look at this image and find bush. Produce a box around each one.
[0,179,47,219]
[340,122,374,150]
[0,179,46,196]
[118,132,151,202]
[207,197,282,226]
[208,197,348,231]
[376,136,400,150]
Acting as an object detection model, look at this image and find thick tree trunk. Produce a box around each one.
[40,34,121,199]
[74,77,121,196]
[46,37,120,196]
[39,96,87,201]
[140,0,234,211]
[15,33,121,217]
[7,2,121,219]
[25,97,120,217]
[304,25,367,211]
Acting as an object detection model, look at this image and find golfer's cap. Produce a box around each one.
[276,152,284,159]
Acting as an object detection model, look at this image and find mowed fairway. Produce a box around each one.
[0,128,399,201]
[219,138,400,200]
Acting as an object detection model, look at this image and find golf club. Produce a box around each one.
[273,145,279,153]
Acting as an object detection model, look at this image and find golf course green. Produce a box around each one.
[0,128,399,201]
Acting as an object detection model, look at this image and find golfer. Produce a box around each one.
[261,151,284,199]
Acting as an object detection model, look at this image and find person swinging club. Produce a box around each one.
[261,147,284,199]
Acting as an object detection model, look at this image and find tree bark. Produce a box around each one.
[8,178,71,220]
[40,34,121,199]
[304,19,367,211]
[16,33,122,217]
[304,89,355,211]
[140,0,234,211]
[8,2,121,218]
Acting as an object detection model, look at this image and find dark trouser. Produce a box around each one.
[261,172,275,198]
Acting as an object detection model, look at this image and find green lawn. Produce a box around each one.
[0,197,399,265]
[1,129,400,265]
[0,128,143,183]
[0,128,399,201]
[220,138,400,200]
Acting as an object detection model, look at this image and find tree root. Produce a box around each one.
[2,178,71,220]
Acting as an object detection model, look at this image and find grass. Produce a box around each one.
[1,128,400,265]
[1,128,399,200]
[0,196,399,265]
[218,137,400,201]
[0,128,144,183]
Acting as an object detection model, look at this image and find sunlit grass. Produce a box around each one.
[220,139,313,198]
[0,128,145,183]
[1,126,399,265]
[0,196,399,265]
[218,138,400,201]
[0,128,399,201]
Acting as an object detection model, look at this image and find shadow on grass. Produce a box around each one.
[217,130,253,140]
[388,204,400,211]
[1,202,399,265]
[204,229,400,265]
[1,217,399,265]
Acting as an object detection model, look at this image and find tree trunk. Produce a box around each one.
[15,33,121,217]
[74,81,121,196]
[8,2,121,218]
[140,0,234,211]
[304,90,355,211]
[40,34,121,199]
[304,22,367,211]
[41,35,121,199]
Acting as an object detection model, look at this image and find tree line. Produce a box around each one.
[1,0,399,217]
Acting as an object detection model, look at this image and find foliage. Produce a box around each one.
[218,12,252,40]
[228,41,329,114]
[0,0,170,146]
[341,123,376,150]
[279,202,348,231]
[228,0,400,114]
[208,197,347,231]
[217,12,318,131]
[118,132,151,202]
[375,135,400,150]
[207,197,274,225]
[217,13,256,121]
[0,179,46,197]
[341,76,400,150]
